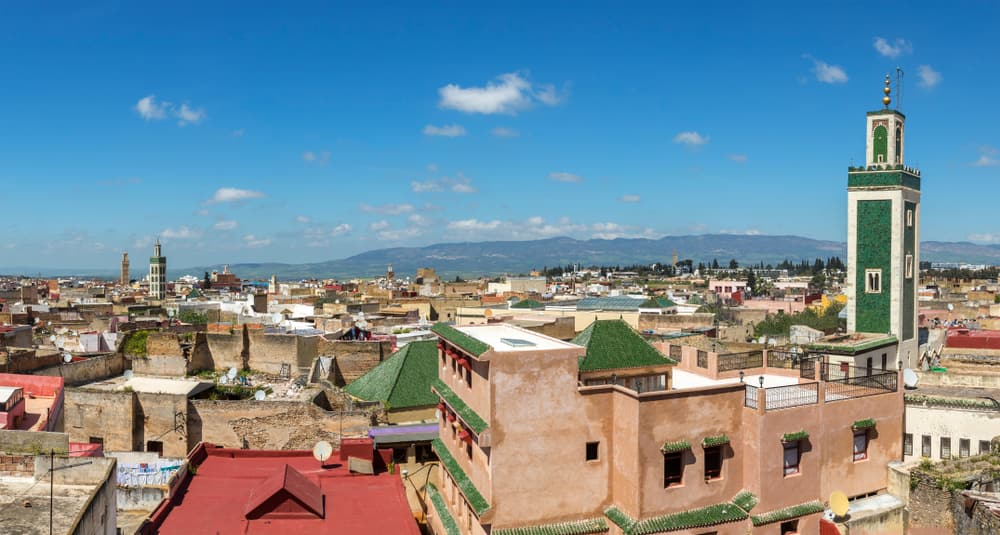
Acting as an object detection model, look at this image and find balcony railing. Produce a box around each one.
[825,371,898,401]
[717,351,763,372]
[744,384,758,409]
[764,382,819,410]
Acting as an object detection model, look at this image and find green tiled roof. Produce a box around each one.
[702,434,730,448]
[750,500,824,526]
[432,378,489,434]
[639,297,678,309]
[426,483,460,535]
[686,295,703,305]
[573,319,676,372]
[432,438,490,516]
[660,441,691,454]
[782,430,809,442]
[432,323,490,356]
[852,418,876,429]
[732,490,758,513]
[807,335,897,354]
[494,518,608,535]
[343,341,439,409]
[511,299,543,309]
[605,499,748,535]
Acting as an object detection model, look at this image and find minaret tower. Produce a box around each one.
[149,240,167,300]
[846,75,920,368]
[120,252,130,286]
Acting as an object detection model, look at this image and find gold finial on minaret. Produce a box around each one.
[882,74,891,108]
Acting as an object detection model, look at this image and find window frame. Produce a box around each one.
[783,442,800,476]
[780,519,800,535]
[585,441,600,462]
[663,451,684,488]
[921,435,932,458]
[905,254,914,279]
[865,269,882,294]
[853,429,869,462]
[940,437,952,459]
[959,438,970,458]
[980,440,992,455]
[903,433,913,456]
[906,209,913,227]
[703,445,723,481]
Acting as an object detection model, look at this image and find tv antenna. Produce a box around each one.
[895,67,904,111]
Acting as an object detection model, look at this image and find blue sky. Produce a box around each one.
[1,1,999,269]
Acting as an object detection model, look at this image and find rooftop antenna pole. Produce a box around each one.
[895,67,904,111]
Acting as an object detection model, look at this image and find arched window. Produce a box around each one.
[873,125,888,163]
[895,126,902,163]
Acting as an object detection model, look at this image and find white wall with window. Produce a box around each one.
[904,399,1000,462]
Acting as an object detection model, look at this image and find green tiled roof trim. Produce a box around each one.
[432,322,490,356]
[848,170,920,191]
[905,394,1000,409]
[605,496,750,534]
[852,418,876,429]
[661,441,691,454]
[511,299,543,309]
[808,336,897,354]
[343,340,439,409]
[572,319,676,372]
[639,297,677,309]
[750,500,824,526]
[493,518,608,535]
[686,294,703,305]
[432,378,488,434]
[782,430,809,442]
[431,438,490,516]
[702,434,730,448]
[426,483,460,535]
[732,490,758,513]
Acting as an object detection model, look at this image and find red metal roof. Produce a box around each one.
[152,445,420,535]
[946,327,1000,350]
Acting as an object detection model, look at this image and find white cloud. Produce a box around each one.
[805,56,848,84]
[527,216,544,226]
[728,154,748,163]
[303,150,331,164]
[426,163,439,173]
[207,188,265,204]
[438,72,564,114]
[969,233,1000,243]
[195,208,210,216]
[135,95,169,120]
[444,216,659,241]
[873,37,912,58]
[918,65,942,88]
[410,172,478,193]
[359,203,415,215]
[295,215,311,224]
[619,195,641,203]
[161,226,201,239]
[408,214,430,226]
[491,127,519,138]
[673,131,709,146]
[243,234,272,248]
[549,171,582,183]
[376,227,423,241]
[448,219,503,231]
[423,124,467,137]
[213,220,238,231]
[369,220,391,231]
[332,223,351,234]
[973,146,999,167]
[720,228,762,236]
[175,103,205,126]
[411,179,443,192]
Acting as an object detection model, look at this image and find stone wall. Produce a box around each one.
[521,316,576,341]
[202,330,245,371]
[320,340,392,386]
[188,399,371,450]
[131,355,187,377]
[145,332,183,358]
[0,453,36,477]
[0,429,70,454]
[637,312,715,332]
[64,389,138,451]
[0,349,61,374]
[135,393,189,458]
[248,331,315,375]
[33,353,125,386]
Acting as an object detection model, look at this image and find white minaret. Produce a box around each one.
[149,240,167,300]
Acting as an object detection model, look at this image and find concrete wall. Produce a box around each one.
[904,402,1000,462]
[637,312,715,333]
[135,393,189,458]
[64,389,138,451]
[202,330,245,371]
[0,429,70,455]
[0,348,61,373]
[131,355,188,377]
[34,353,126,386]
[0,452,36,476]
[323,340,392,386]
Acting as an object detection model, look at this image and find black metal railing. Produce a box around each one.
[717,351,764,372]
[764,382,819,410]
[744,384,758,409]
[825,371,898,401]
[820,362,882,382]
[799,356,818,379]
[766,350,798,369]
[697,350,708,369]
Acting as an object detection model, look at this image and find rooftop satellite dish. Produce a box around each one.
[219,375,229,385]
[254,390,266,401]
[48,335,56,342]
[227,367,238,379]
[62,353,72,363]
[903,368,919,388]
[830,490,849,518]
[124,370,133,380]
[312,440,334,464]
[947,303,955,311]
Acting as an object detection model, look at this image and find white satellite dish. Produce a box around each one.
[903,368,919,388]
[48,335,56,342]
[219,375,229,385]
[947,303,955,312]
[254,390,266,401]
[312,440,334,463]
[124,369,134,380]
[62,353,72,363]
[227,367,238,380]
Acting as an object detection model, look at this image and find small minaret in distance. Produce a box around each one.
[120,252,130,286]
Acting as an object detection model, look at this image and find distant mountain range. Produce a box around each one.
[9,234,1000,279]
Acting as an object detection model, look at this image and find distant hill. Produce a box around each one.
[177,235,1000,280]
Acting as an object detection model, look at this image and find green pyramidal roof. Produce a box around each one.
[511,299,543,309]
[639,297,677,309]
[572,319,676,372]
[344,340,439,409]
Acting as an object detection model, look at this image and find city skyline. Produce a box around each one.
[2,2,999,268]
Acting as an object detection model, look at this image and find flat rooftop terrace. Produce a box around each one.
[672,369,800,390]
[453,324,580,353]
[83,375,213,397]
[0,477,97,534]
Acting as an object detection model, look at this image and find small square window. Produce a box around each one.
[853,430,869,461]
[663,451,683,487]
[704,446,723,480]
[866,269,882,294]
[783,443,800,476]
[586,441,600,462]
[904,434,913,456]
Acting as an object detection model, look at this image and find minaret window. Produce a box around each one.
[905,255,913,279]
[865,269,882,294]
[906,209,913,227]
[873,125,888,164]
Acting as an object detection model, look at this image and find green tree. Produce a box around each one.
[178,310,209,325]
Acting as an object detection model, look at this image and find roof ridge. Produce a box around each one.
[382,343,412,407]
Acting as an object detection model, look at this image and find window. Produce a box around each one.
[697,350,708,368]
[960,439,970,458]
[783,442,800,476]
[866,357,873,376]
[392,447,408,464]
[466,443,473,460]
[853,430,869,461]
[904,434,913,456]
[780,520,799,535]
[881,353,888,370]
[465,367,472,388]
[906,209,913,227]
[921,435,932,457]
[416,444,436,463]
[981,441,992,455]
[586,442,600,462]
[669,345,682,360]
[940,437,951,459]
[905,254,914,279]
[89,436,104,446]
[865,269,882,293]
[663,451,683,487]
[147,441,163,455]
[704,446,722,480]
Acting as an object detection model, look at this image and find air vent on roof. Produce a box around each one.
[500,338,536,348]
